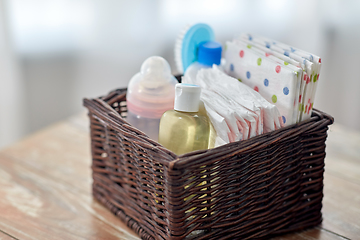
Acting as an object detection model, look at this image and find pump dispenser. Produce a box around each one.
[158,83,210,155]
[126,56,178,141]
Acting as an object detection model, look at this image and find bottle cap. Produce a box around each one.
[174,83,201,112]
[198,41,222,66]
[127,56,178,118]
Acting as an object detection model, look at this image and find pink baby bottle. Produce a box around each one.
[126,56,178,141]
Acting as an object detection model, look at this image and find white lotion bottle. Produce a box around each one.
[184,41,222,82]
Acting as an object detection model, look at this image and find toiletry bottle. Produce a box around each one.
[158,83,210,155]
[184,41,222,82]
[182,41,221,149]
[126,56,178,141]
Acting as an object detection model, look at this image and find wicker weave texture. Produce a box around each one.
[83,88,334,240]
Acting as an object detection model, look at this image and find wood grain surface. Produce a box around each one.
[0,112,358,240]
[0,231,16,240]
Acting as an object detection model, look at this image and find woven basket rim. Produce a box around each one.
[172,108,334,168]
[84,88,334,169]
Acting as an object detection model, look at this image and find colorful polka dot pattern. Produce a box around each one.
[275,65,281,73]
[225,40,302,127]
[240,50,244,58]
[272,95,277,103]
[283,87,289,95]
[314,74,318,82]
[237,33,322,123]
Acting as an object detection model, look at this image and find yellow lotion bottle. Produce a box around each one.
[159,83,210,155]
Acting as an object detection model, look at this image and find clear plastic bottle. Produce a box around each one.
[126,56,178,141]
[182,41,221,149]
[158,83,210,155]
[184,41,222,82]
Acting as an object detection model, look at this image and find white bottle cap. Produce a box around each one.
[174,83,201,112]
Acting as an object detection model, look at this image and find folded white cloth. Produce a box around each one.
[237,38,303,123]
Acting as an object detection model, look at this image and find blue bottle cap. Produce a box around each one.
[198,41,222,66]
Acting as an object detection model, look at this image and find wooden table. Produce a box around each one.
[0,112,359,240]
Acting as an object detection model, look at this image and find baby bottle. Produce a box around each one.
[158,83,211,155]
[126,56,178,141]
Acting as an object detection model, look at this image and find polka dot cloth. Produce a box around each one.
[224,40,300,126]
[238,33,322,122]
[240,36,303,123]
[250,35,321,121]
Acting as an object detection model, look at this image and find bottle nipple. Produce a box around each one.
[140,57,172,88]
[126,56,177,119]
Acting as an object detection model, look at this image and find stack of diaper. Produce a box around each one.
[224,34,321,125]
[183,67,284,147]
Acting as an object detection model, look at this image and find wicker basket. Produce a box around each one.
[83,88,334,240]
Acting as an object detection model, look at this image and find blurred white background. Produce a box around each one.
[0,0,359,148]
